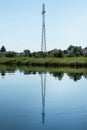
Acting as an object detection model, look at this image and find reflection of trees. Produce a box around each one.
[23,69,86,82]
[24,71,31,75]
[23,71,37,75]
[0,65,16,78]
[67,73,82,81]
[53,72,64,80]
[0,71,6,77]
[0,65,87,82]
[7,69,16,73]
[83,74,87,79]
[24,71,32,75]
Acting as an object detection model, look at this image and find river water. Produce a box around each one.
[0,69,87,130]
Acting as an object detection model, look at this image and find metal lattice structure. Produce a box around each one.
[41,73,46,124]
[41,3,46,52]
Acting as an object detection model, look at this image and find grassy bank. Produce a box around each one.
[0,57,87,67]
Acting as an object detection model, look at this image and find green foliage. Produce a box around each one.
[57,49,64,57]
[23,49,31,57]
[31,52,37,57]
[31,51,46,58]
[50,49,64,58]
[0,46,6,52]
[83,47,87,57]
[0,45,86,58]
[67,45,83,57]
[5,51,17,57]
[0,57,87,67]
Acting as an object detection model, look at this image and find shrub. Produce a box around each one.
[31,51,46,58]
[5,51,17,57]
[51,49,64,58]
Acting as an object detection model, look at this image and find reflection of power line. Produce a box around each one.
[41,73,46,124]
[1,71,6,79]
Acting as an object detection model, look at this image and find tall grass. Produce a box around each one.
[0,57,87,67]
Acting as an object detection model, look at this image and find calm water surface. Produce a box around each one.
[0,70,87,130]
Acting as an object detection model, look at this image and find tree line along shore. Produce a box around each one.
[0,45,87,67]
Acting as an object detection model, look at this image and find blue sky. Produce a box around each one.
[0,0,87,52]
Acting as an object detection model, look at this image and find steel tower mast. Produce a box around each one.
[41,3,46,52]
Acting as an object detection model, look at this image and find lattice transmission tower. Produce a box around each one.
[41,3,46,52]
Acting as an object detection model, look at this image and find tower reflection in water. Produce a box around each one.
[41,73,46,124]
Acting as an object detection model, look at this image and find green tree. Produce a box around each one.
[23,49,31,57]
[51,49,64,58]
[67,45,83,57]
[58,49,64,57]
[0,46,6,52]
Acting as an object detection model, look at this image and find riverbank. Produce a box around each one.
[0,57,87,67]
